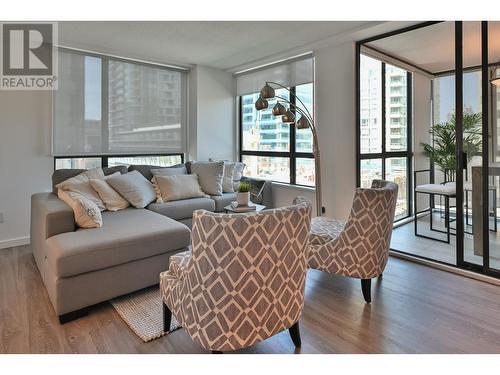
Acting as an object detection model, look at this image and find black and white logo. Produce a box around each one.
[1,22,58,90]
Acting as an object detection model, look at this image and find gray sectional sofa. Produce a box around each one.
[31,163,272,323]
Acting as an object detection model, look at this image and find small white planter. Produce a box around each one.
[237,191,250,206]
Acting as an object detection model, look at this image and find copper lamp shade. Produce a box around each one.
[296,116,310,129]
[255,96,269,110]
[260,83,275,99]
[272,102,286,116]
[492,77,500,86]
[282,109,295,123]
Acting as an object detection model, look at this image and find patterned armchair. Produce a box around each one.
[303,180,398,303]
[160,202,311,353]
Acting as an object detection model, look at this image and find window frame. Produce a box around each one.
[53,153,184,171]
[238,85,315,187]
[356,57,414,221]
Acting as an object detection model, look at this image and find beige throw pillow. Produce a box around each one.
[155,174,205,202]
[89,173,130,211]
[58,190,103,228]
[55,168,106,211]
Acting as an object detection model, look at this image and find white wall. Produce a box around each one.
[0,91,53,249]
[313,41,357,219]
[188,65,235,161]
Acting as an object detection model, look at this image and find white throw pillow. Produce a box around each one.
[55,168,106,211]
[155,174,206,202]
[209,159,245,191]
[232,162,246,191]
[106,170,156,208]
[89,173,130,211]
[58,189,103,228]
[222,162,236,193]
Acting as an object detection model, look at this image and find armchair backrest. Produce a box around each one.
[186,203,311,351]
[341,179,398,277]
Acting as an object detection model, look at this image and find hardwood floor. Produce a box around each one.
[392,212,500,268]
[2,245,500,353]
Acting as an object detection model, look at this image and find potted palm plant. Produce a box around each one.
[421,112,482,180]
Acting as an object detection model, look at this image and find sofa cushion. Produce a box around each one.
[147,197,215,220]
[45,208,191,278]
[210,193,237,212]
[129,164,186,181]
[151,166,187,177]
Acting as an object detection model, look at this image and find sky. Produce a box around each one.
[437,71,481,123]
[84,56,101,121]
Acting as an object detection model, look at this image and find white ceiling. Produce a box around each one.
[58,21,385,71]
[367,21,500,74]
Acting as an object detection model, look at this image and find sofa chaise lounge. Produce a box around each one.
[31,163,272,323]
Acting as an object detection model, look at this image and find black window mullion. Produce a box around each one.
[381,62,387,179]
[290,86,297,185]
[407,71,413,216]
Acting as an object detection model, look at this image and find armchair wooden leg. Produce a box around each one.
[163,301,172,333]
[212,351,223,354]
[288,321,302,348]
[361,279,371,303]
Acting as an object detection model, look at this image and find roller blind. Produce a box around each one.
[236,55,314,96]
[53,50,187,156]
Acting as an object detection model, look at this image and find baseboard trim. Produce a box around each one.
[0,236,30,250]
[389,250,500,287]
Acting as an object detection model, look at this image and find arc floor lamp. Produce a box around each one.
[255,81,322,216]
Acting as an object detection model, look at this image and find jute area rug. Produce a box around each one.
[110,286,181,342]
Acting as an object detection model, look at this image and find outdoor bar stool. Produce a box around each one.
[414,169,456,244]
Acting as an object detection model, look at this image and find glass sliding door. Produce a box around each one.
[357,21,500,280]
[461,22,484,268]
[487,22,500,275]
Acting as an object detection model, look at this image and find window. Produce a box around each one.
[53,49,186,164]
[236,56,315,186]
[358,54,412,220]
[54,154,183,170]
[239,83,314,186]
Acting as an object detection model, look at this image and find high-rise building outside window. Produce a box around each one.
[358,54,412,220]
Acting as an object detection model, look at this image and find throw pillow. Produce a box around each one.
[222,162,236,193]
[155,175,206,202]
[89,173,130,211]
[151,166,187,177]
[189,161,224,196]
[232,162,246,191]
[58,190,103,228]
[55,168,106,211]
[150,167,188,203]
[107,170,156,208]
[208,159,245,191]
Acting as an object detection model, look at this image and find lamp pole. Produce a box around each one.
[256,81,322,216]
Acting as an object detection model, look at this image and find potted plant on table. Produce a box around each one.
[421,112,482,180]
[237,181,252,206]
